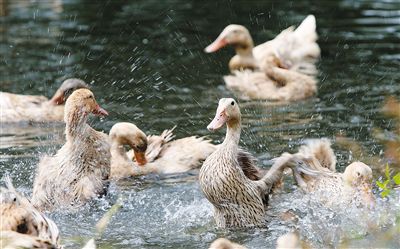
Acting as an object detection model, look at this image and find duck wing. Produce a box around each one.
[224,68,316,102]
[126,127,175,163]
[154,135,217,174]
[297,138,337,172]
[255,15,320,76]
[237,148,265,181]
[145,127,175,162]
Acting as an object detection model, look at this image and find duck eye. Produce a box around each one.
[231,101,235,106]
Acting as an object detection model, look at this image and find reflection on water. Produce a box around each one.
[1,0,399,248]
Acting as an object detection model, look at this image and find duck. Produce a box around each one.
[208,233,305,249]
[223,54,317,101]
[31,89,110,211]
[276,232,305,249]
[209,238,247,249]
[0,231,57,249]
[288,139,375,208]
[0,176,61,248]
[0,78,89,122]
[205,15,319,101]
[199,98,297,227]
[110,122,217,179]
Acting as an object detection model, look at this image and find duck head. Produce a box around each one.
[205,25,254,55]
[109,122,148,166]
[343,162,374,205]
[209,238,247,249]
[50,78,90,105]
[276,232,302,249]
[208,98,241,131]
[64,89,108,120]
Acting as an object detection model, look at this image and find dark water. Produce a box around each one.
[1,0,399,248]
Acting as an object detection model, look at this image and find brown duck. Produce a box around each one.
[0,176,61,248]
[0,78,89,122]
[31,89,110,211]
[199,98,295,227]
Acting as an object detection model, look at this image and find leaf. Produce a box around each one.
[376,180,385,189]
[383,179,390,187]
[376,181,386,190]
[393,173,400,185]
[381,189,390,198]
[385,164,391,179]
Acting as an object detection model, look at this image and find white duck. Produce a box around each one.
[0,78,89,122]
[289,139,375,207]
[110,122,216,179]
[205,15,319,101]
[31,89,110,211]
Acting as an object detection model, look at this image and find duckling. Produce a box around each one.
[289,139,375,207]
[31,89,110,211]
[0,78,89,122]
[110,122,216,179]
[199,98,296,227]
[0,176,60,248]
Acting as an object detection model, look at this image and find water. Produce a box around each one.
[1,0,400,248]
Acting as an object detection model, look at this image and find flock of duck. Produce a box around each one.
[0,15,376,248]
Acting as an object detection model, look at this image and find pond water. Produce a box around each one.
[1,0,399,248]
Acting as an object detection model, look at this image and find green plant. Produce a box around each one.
[376,164,400,198]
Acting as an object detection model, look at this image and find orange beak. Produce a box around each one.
[92,104,108,116]
[204,37,228,53]
[134,151,147,166]
[50,90,64,105]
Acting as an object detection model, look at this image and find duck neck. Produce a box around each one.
[222,118,241,150]
[65,107,89,140]
[111,142,129,161]
[234,39,254,58]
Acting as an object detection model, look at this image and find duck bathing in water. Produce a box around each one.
[0,78,89,123]
[31,89,110,211]
[199,98,296,227]
[110,122,216,179]
[288,139,375,208]
[205,15,319,101]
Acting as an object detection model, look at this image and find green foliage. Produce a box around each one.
[376,164,400,198]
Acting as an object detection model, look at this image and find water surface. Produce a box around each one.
[1,0,399,248]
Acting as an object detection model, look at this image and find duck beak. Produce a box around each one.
[50,90,64,105]
[134,151,147,166]
[92,104,108,116]
[205,37,228,53]
[207,109,227,131]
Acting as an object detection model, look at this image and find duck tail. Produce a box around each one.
[297,138,337,172]
[295,15,318,42]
